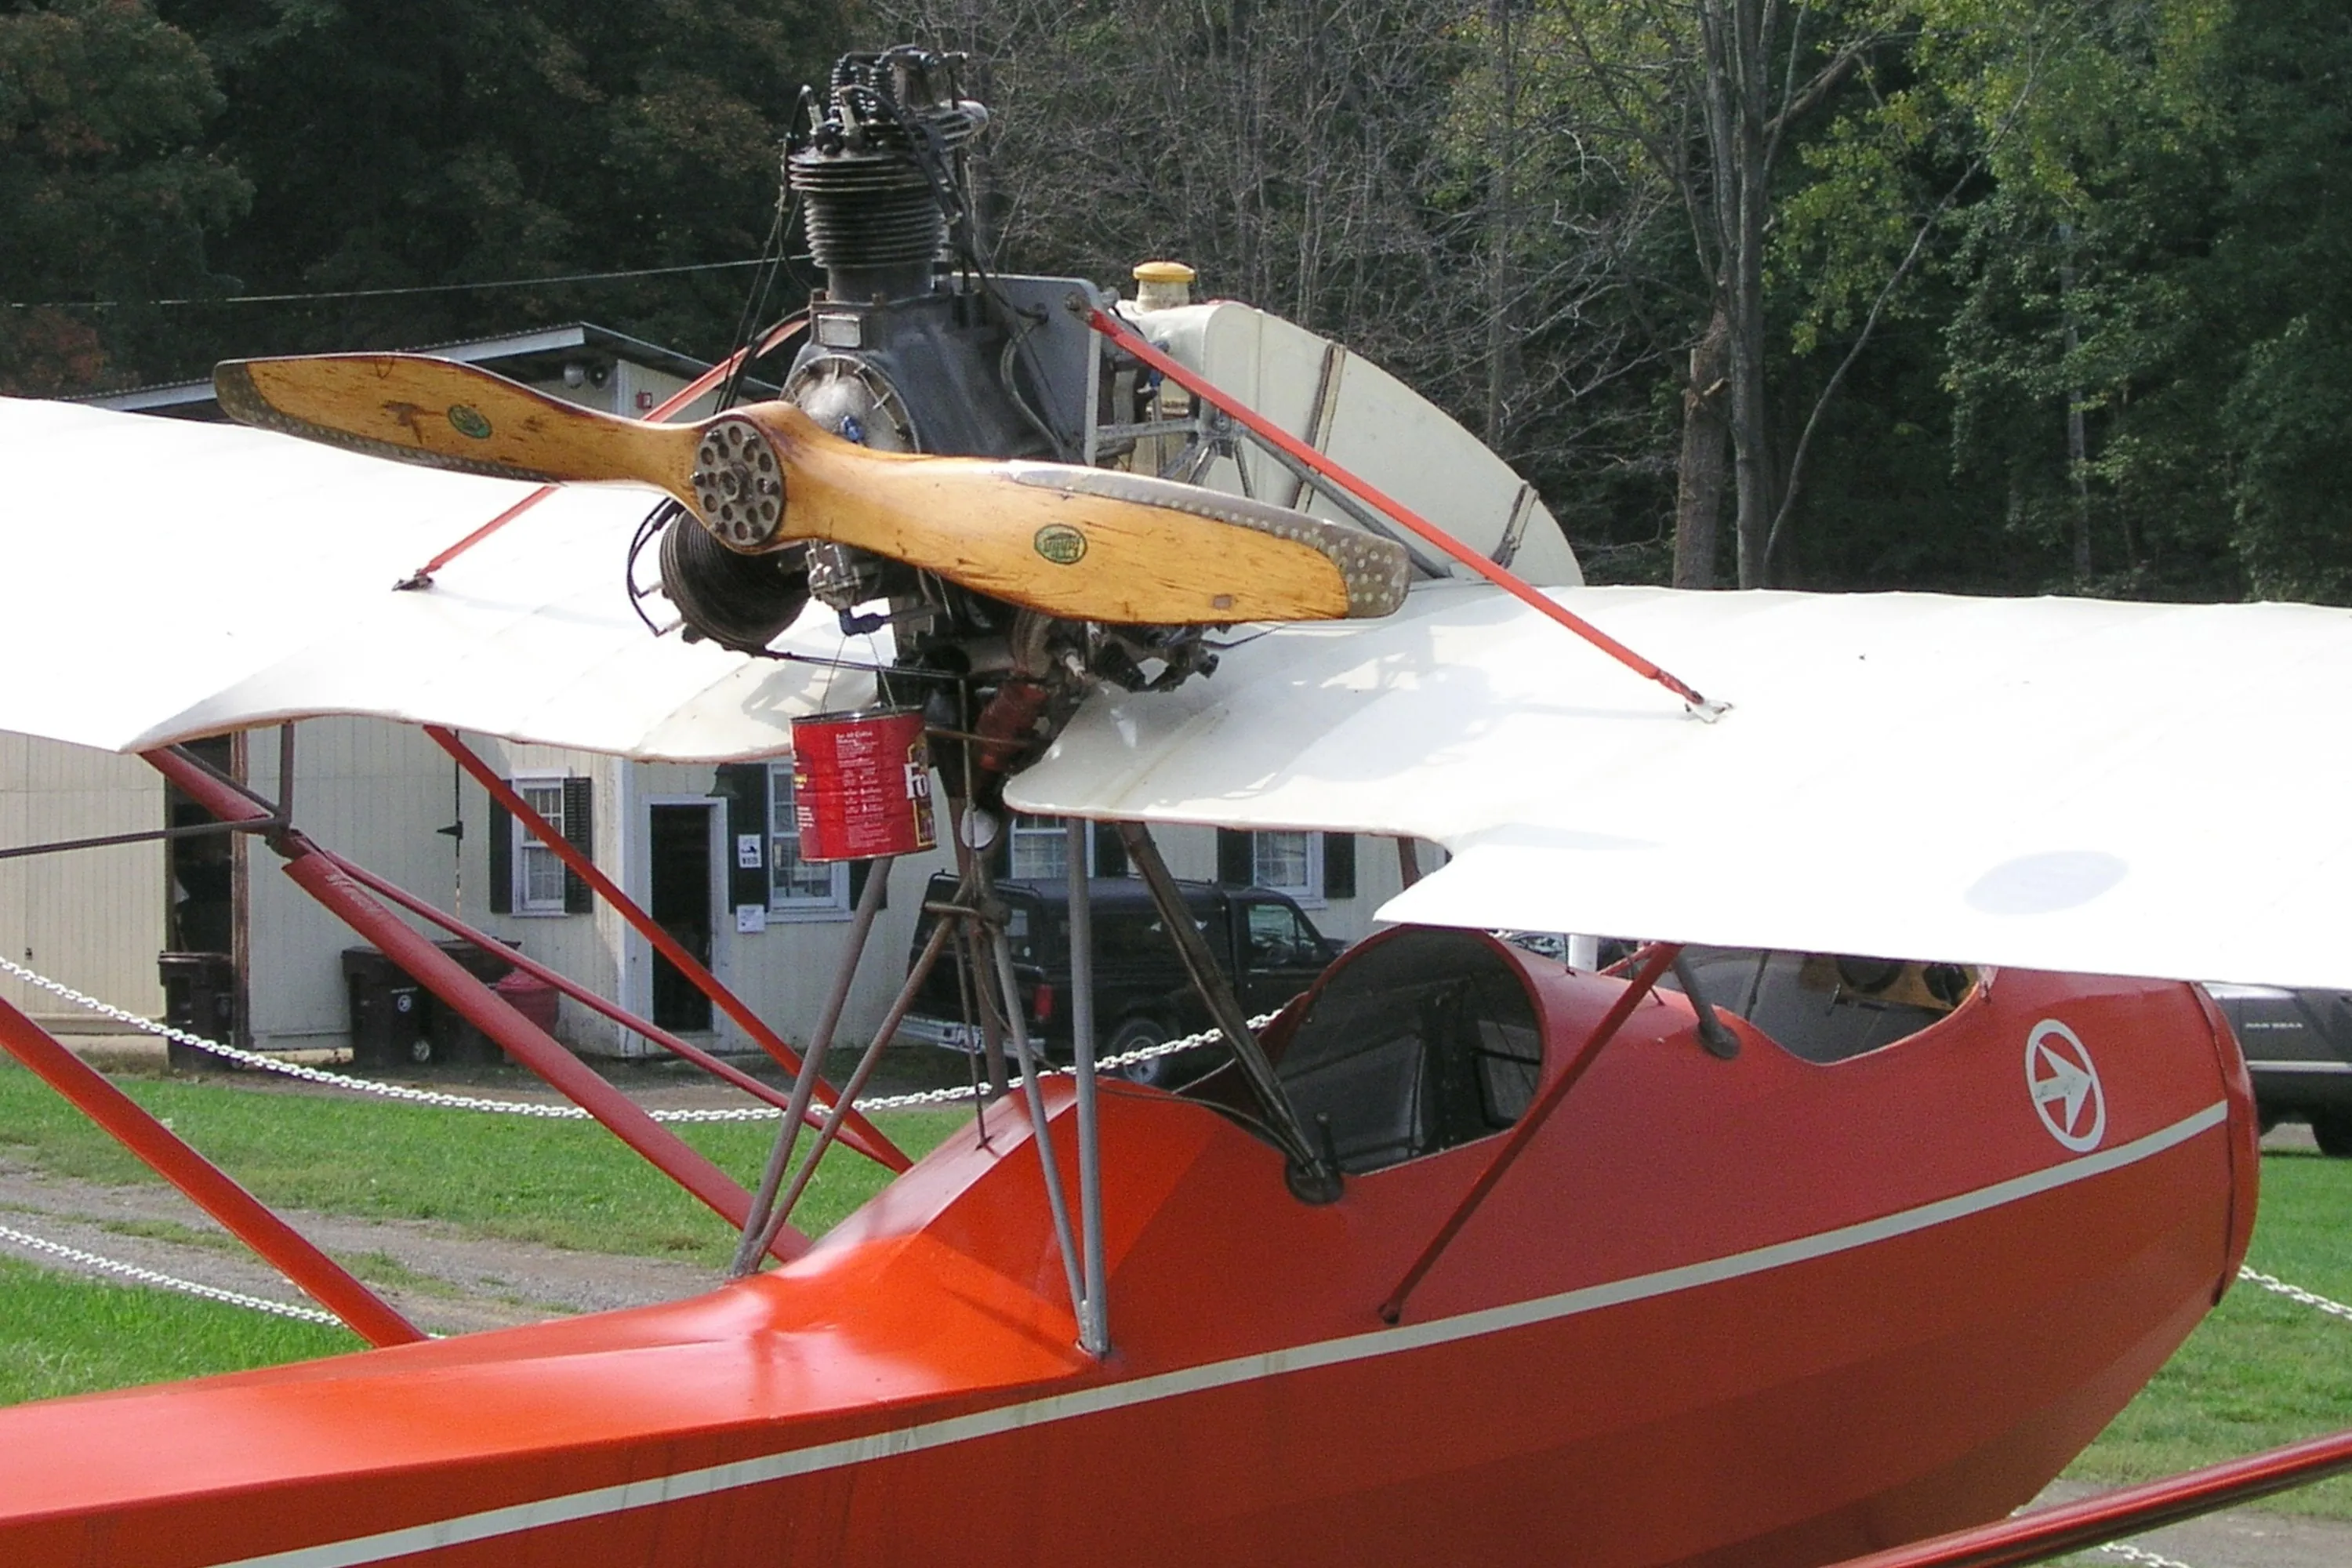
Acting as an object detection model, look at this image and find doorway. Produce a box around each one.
[648,801,717,1032]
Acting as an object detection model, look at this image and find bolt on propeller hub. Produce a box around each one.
[691,418,786,548]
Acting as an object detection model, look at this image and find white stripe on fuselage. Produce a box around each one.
[216,1102,2230,1568]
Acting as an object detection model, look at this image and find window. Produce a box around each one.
[767,764,848,913]
[1253,831,1319,899]
[1242,899,1322,971]
[1008,815,1076,881]
[1002,816,1133,883]
[492,773,591,917]
[1218,829,1353,907]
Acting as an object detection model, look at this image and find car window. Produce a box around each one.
[1243,901,1316,970]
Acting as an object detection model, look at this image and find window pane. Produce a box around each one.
[1009,815,1069,881]
[768,768,834,905]
[1254,832,1311,893]
[515,782,566,911]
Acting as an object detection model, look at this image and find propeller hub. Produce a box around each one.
[691,417,786,549]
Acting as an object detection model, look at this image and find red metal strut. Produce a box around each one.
[314,846,817,1126]
[429,726,908,1174]
[1381,942,1681,1323]
[0,994,424,1347]
[1829,1419,2352,1568]
[143,747,807,1263]
[1085,306,1726,719]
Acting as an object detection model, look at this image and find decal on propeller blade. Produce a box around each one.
[1033,524,1087,565]
[447,405,493,441]
[2027,1018,2107,1152]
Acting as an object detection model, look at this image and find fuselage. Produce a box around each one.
[0,935,2256,1567]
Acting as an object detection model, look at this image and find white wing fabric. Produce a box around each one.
[0,397,868,758]
[1010,582,2352,990]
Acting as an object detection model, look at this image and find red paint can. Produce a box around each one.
[790,708,936,862]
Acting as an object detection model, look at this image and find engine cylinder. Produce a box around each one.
[787,49,986,303]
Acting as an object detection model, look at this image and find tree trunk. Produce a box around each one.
[1483,0,1519,445]
[1697,0,1781,588]
[1673,309,1731,588]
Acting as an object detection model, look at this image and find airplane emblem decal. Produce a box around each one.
[2026,1018,2107,1152]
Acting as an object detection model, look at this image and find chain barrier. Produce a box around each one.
[0,1221,344,1327]
[0,952,1254,1119]
[2238,1265,2352,1325]
[2096,1543,2196,1568]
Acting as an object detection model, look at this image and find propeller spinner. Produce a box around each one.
[213,354,1410,628]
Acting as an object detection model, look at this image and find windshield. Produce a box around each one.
[1276,930,1541,1174]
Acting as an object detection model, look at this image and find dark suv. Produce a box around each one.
[2205,984,2352,1155]
[898,873,1341,1086]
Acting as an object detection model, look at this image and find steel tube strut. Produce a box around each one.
[428,726,906,1174]
[314,848,809,1122]
[1119,822,1336,1199]
[1066,819,1109,1356]
[1086,307,1726,719]
[0,995,423,1347]
[992,925,1089,1334]
[142,748,803,1263]
[1381,943,1680,1324]
[747,914,956,1265]
[731,855,895,1277]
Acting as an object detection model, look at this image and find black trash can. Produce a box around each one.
[342,947,430,1068]
[423,939,519,1064]
[158,952,237,1073]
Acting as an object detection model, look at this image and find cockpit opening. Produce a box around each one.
[1661,947,1976,1063]
[1265,929,1543,1175]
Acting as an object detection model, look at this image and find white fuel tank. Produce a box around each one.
[1113,298,1581,588]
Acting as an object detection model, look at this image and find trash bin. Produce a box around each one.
[341,947,430,1068]
[423,939,520,1064]
[491,968,561,1038]
[158,952,236,1073]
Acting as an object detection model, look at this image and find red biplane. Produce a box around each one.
[0,45,2348,1568]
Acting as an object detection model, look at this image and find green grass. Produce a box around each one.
[0,1060,960,1267]
[0,1255,359,1405]
[2060,1145,2352,1519]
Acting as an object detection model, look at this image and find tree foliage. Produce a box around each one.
[3,0,2344,608]
[0,0,247,392]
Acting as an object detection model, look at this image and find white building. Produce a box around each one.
[9,323,1424,1057]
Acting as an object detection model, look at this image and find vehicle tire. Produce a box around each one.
[2312,1110,2352,1158]
[1106,1017,1178,1088]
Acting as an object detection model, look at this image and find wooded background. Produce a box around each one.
[4,0,2344,601]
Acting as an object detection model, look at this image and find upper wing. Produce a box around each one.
[1007,581,2352,990]
[0,397,866,758]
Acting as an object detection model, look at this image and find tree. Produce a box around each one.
[0,0,247,392]
[126,0,852,375]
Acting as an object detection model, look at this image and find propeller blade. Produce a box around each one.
[215,354,697,490]
[215,354,1408,626]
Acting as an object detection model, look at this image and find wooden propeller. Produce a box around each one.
[214,354,1410,626]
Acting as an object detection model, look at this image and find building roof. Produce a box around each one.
[81,322,768,419]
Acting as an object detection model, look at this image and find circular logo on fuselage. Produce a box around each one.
[447,404,493,440]
[1033,523,1087,565]
[2025,1018,2107,1152]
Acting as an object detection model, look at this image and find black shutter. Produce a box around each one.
[848,858,889,911]
[488,795,513,914]
[1092,821,1128,878]
[711,762,771,911]
[1217,828,1254,887]
[1322,833,1356,900]
[561,776,594,913]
